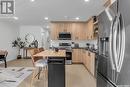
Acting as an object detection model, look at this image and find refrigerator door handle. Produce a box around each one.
[109,16,117,70]
[116,13,125,72]
[112,13,125,73]
[113,15,120,71]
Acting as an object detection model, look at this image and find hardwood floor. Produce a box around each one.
[0,59,96,87]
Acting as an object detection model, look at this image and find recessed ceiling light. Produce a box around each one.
[75,17,80,20]
[44,17,49,20]
[84,0,90,2]
[30,0,35,2]
[14,17,19,20]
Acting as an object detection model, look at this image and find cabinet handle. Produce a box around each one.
[87,36,89,39]
[75,37,78,40]
[64,29,67,32]
[91,36,93,39]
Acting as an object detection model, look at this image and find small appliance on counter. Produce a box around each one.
[74,43,79,48]
[86,42,98,53]
[71,42,75,48]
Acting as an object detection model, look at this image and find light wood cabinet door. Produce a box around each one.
[90,52,95,76]
[87,51,91,70]
[66,23,72,33]
[58,23,65,32]
[61,23,68,32]
[71,23,86,40]
[82,50,87,66]
[84,23,89,40]
[72,23,79,40]
[83,50,95,76]
[79,23,86,40]
[87,18,94,40]
[50,23,59,40]
[72,49,83,63]
[50,23,70,40]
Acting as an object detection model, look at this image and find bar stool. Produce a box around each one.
[29,48,47,87]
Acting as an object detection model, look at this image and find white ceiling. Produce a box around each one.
[14,0,105,25]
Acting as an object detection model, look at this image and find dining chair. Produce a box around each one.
[0,50,8,68]
[29,48,47,86]
[38,47,44,52]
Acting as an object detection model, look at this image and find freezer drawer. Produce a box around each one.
[97,73,117,87]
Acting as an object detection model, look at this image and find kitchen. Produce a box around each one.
[50,18,98,75]
[0,0,130,87]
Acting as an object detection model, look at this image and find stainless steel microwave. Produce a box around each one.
[59,32,71,40]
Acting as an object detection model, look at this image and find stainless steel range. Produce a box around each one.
[59,43,72,64]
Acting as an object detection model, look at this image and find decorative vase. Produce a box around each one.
[17,55,21,59]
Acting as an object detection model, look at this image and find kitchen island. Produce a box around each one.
[33,49,66,58]
[33,49,66,87]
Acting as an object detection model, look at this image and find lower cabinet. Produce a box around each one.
[72,49,95,76]
[83,50,95,76]
[72,49,83,63]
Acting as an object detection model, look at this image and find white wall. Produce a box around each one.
[19,25,50,49]
[0,21,19,61]
[19,26,43,47]
[50,40,97,48]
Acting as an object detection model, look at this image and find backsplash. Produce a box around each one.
[50,40,98,49]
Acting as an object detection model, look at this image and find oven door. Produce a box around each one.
[65,52,72,65]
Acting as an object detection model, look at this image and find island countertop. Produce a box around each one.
[33,50,66,58]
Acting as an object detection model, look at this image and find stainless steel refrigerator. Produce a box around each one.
[97,0,130,87]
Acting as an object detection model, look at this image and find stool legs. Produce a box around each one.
[4,59,7,68]
[38,67,42,79]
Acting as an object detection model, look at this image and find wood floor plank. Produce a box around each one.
[0,59,96,87]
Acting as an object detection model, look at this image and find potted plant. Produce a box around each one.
[12,37,26,59]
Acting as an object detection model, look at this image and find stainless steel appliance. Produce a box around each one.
[58,32,71,40]
[97,0,129,86]
[117,0,130,86]
[59,43,72,64]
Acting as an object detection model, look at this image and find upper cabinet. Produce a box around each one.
[50,18,98,40]
[50,22,71,40]
[86,17,98,40]
[86,18,94,40]
[71,23,86,40]
[104,0,116,7]
[50,23,59,40]
[50,22,87,40]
